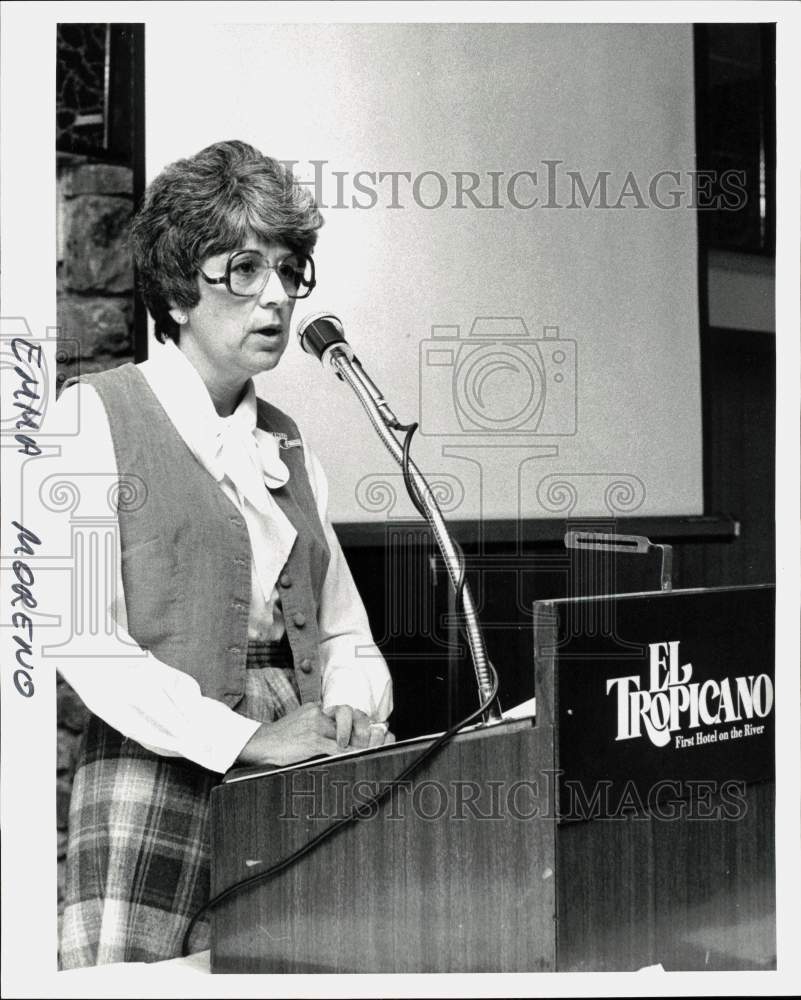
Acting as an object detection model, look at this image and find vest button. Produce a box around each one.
[292,611,306,628]
[299,658,314,673]
[280,573,292,588]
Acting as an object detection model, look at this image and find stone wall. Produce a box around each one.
[57,160,135,381]
[56,157,136,927]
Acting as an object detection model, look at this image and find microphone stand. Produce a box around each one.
[327,347,502,724]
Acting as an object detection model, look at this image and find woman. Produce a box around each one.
[57,140,393,967]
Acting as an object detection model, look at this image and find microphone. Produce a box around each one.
[297,311,404,428]
[296,312,354,368]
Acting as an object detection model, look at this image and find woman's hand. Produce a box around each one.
[236,703,341,768]
[324,704,396,750]
[235,703,396,768]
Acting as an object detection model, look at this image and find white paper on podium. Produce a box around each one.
[500,696,537,720]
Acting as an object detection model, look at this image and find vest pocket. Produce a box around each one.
[120,536,179,644]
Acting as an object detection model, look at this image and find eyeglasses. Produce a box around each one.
[197,249,316,299]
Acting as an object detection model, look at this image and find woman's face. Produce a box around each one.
[175,236,298,386]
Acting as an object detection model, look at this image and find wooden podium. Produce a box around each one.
[210,584,775,972]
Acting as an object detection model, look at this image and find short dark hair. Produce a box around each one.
[131,140,324,343]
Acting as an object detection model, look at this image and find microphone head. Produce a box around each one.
[296,312,351,363]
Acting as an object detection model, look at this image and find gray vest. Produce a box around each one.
[72,364,330,707]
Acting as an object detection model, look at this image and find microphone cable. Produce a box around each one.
[181,659,499,957]
[400,420,467,613]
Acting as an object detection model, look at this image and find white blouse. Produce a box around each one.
[54,340,392,773]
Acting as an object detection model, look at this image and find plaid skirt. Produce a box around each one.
[60,639,300,969]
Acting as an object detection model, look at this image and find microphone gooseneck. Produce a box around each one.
[296,312,501,723]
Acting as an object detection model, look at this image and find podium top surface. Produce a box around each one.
[534,581,773,607]
[222,714,536,786]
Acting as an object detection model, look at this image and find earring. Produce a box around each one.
[175,312,187,325]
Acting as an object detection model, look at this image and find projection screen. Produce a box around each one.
[146,21,704,524]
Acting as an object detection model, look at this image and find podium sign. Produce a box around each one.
[533,584,774,820]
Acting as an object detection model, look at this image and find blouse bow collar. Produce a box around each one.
[142,340,291,512]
